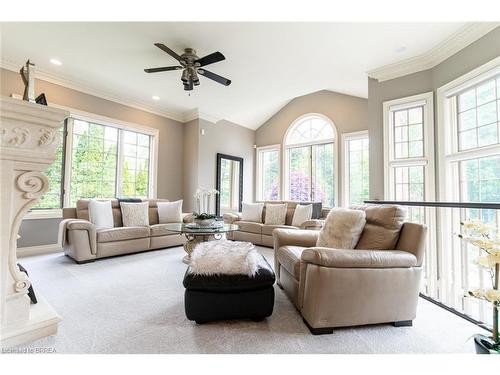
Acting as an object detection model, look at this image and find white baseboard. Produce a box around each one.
[17,243,62,258]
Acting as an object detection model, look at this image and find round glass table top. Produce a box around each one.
[161,223,239,234]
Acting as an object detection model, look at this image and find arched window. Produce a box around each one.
[284,114,337,207]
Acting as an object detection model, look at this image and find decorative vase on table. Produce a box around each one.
[192,188,219,227]
[459,219,500,354]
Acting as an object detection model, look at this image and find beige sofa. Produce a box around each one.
[224,201,328,247]
[273,204,427,334]
[59,199,189,263]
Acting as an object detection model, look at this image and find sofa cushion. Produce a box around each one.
[234,221,263,234]
[262,224,294,236]
[157,200,183,223]
[264,203,288,225]
[97,226,150,243]
[277,246,305,279]
[241,202,264,223]
[150,224,180,237]
[351,204,406,250]
[88,199,114,229]
[292,204,313,227]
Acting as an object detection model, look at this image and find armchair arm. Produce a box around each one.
[273,228,319,250]
[223,212,242,224]
[299,219,324,230]
[301,247,418,268]
[59,219,97,262]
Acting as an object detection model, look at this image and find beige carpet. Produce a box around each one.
[15,246,481,354]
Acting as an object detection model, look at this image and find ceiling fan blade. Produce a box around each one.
[154,43,183,62]
[195,52,225,67]
[144,66,183,73]
[198,69,231,86]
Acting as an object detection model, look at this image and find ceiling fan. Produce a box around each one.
[144,43,231,91]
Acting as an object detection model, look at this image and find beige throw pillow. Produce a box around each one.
[317,208,366,249]
[157,200,183,223]
[264,203,288,225]
[120,202,149,227]
[241,202,264,223]
[291,204,313,227]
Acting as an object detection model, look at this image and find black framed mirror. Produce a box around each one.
[215,153,243,216]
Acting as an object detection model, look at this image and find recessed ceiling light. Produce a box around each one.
[50,58,62,66]
[395,46,407,53]
[152,95,160,101]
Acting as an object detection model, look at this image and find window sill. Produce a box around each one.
[24,209,63,220]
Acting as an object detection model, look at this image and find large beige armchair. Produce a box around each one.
[273,204,427,335]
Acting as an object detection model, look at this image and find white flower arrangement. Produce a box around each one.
[193,188,219,215]
[459,219,500,350]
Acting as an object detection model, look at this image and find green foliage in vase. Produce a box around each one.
[193,213,217,220]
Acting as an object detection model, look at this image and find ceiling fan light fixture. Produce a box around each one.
[145,43,231,91]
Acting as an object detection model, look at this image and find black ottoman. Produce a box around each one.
[183,254,275,324]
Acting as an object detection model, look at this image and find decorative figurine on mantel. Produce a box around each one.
[20,59,36,102]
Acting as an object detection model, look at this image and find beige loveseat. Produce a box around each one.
[273,204,427,334]
[59,199,189,263]
[224,201,328,247]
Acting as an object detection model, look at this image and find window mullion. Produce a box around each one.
[63,117,74,208]
[116,129,124,198]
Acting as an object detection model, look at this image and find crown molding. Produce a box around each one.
[368,23,500,82]
[184,109,222,124]
[1,58,189,123]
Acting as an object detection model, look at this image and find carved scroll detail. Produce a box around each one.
[16,171,49,199]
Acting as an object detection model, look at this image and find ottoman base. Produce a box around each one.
[183,253,276,323]
[185,287,274,323]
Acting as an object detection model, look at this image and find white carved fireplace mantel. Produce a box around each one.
[0,96,69,347]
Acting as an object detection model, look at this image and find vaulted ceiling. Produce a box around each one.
[0,22,491,128]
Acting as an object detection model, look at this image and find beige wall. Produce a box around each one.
[256,90,368,146]
[1,67,185,246]
[182,119,200,212]
[367,26,500,199]
[198,119,255,204]
[182,118,255,212]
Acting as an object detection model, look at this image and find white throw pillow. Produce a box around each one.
[157,200,183,223]
[291,204,313,227]
[88,200,114,229]
[120,202,149,227]
[264,203,288,225]
[317,208,366,249]
[241,202,264,223]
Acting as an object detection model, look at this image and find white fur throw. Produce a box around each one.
[317,208,366,249]
[190,240,262,276]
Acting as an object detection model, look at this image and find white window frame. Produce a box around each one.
[383,92,435,202]
[283,113,338,207]
[255,144,281,201]
[437,56,500,311]
[341,130,369,207]
[25,105,159,219]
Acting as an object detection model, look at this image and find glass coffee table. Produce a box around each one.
[162,223,240,263]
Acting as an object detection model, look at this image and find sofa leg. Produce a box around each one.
[303,318,334,335]
[74,258,96,264]
[393,320,413,327]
